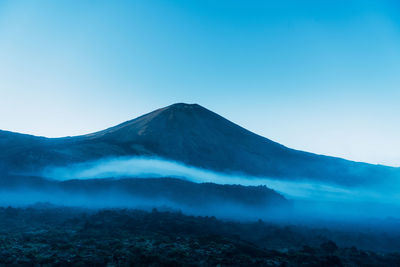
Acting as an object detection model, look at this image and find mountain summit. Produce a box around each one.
[85,102,287,169]
[0,103,398,185]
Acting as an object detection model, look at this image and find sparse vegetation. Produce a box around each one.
[0,206,399,266]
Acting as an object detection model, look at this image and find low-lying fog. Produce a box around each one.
[37,156,400,221]
[43,156,400,202]
[0,189,289,222]
[0,157,400,226]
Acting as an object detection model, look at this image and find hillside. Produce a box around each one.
[0,174,288,217]
[0,103,398,186]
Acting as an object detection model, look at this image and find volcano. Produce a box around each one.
[0,103,398,186]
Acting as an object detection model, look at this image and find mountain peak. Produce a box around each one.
[165,103,204,112]
[169,103,201,108]
[1,103,397,187]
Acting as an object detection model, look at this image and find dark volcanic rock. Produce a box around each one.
[0,207,400,267]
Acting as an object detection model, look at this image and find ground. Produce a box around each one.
[0,206,399,266]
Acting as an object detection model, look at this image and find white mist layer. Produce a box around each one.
[43,156,400,205]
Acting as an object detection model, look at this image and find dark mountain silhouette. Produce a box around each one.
[0,103,398,185]
[0,174,289,215]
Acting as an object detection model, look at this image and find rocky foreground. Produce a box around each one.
[1,206,400,266]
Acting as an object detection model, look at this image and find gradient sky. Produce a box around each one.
[1,0,399,166]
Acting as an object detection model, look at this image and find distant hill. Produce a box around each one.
[0,174,289,216]
[0,103,398,186]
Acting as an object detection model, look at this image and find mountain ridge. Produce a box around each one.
[0,103,398,185]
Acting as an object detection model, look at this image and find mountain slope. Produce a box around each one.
[0,103,398,185]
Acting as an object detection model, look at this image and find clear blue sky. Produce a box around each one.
[1,0,399,166]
